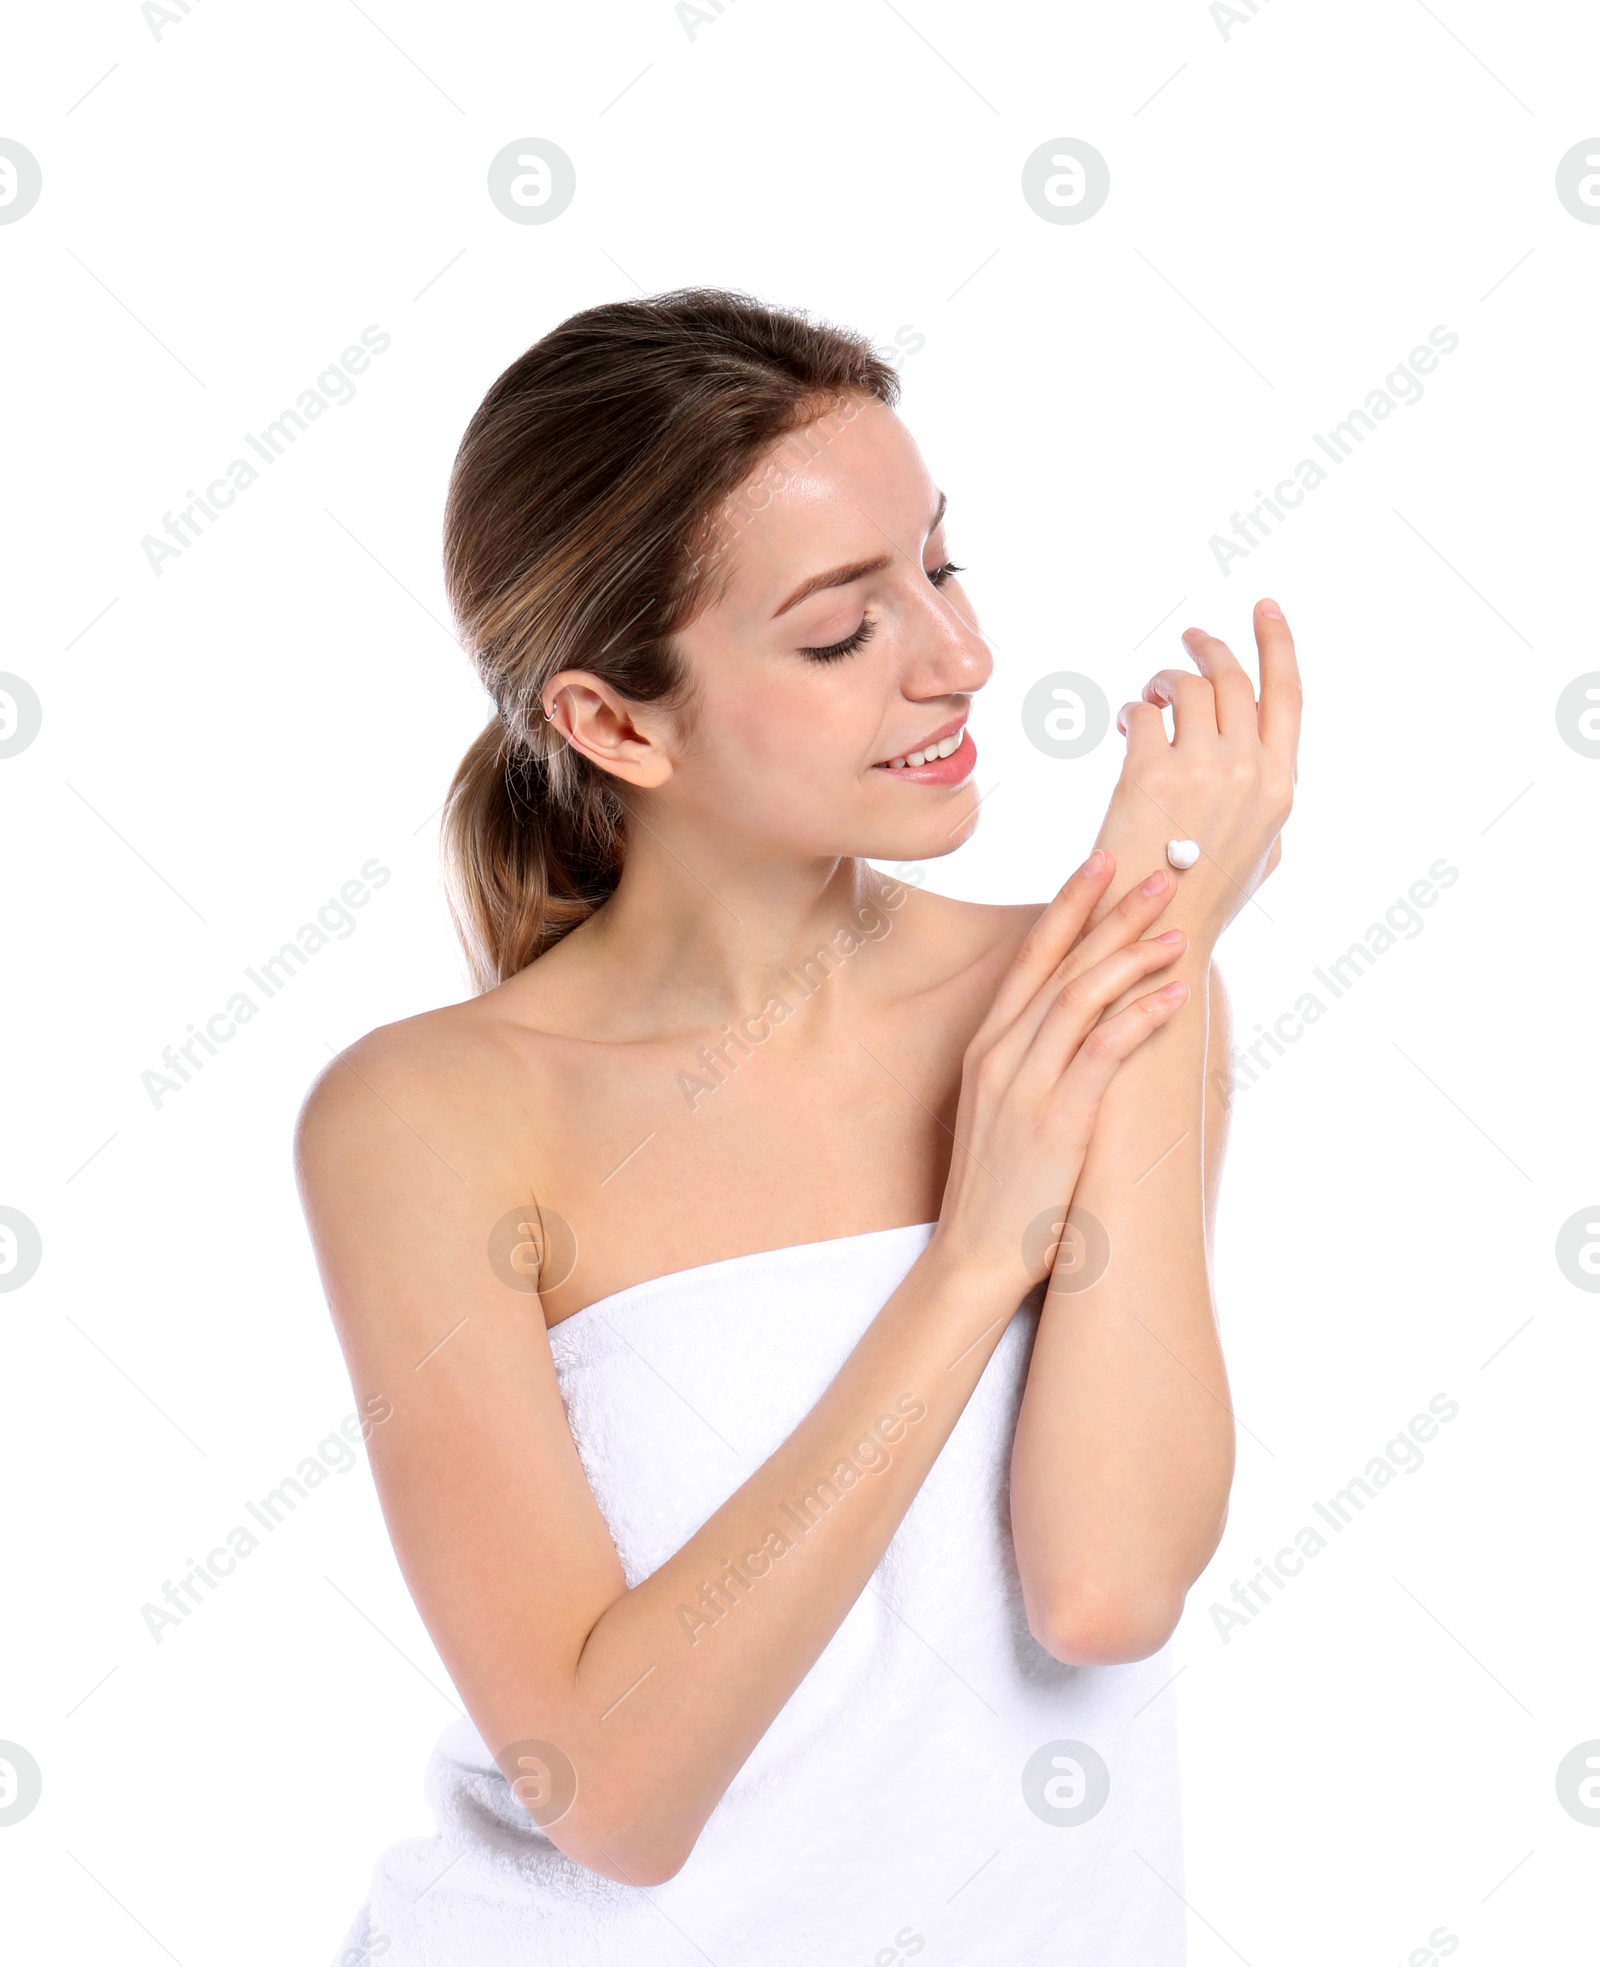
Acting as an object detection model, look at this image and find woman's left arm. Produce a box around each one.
[1008,599,1301,1665]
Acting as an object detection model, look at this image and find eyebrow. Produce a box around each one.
[771,491,948,619]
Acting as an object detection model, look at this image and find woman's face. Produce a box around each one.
[658,395,993,867]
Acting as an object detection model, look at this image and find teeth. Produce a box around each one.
[882,726,965,769]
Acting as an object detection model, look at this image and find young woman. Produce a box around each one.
[296,288,1299,1966]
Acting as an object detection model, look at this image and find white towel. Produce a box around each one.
[332,1222,1187,1965]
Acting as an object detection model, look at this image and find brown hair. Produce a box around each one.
[439,286,902,993]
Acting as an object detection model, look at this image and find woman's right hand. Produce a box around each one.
[931,851,1191,1296]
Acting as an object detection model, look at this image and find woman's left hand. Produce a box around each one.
[1083,597,1302,946]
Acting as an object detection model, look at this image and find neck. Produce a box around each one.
[565,809,906,1039]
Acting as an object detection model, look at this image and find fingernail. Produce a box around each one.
[1181,625,1205,642]
[1156,929,1186,945]
[1161,980,1190,1003]
[1259,597,1283,619]
[1140,870,1170,896]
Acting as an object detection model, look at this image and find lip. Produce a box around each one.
[871,720,977,788]
[872,712,968,767]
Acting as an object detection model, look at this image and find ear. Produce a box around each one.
[542,673,676,790]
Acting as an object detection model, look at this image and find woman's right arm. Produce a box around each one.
[293,856,1187,1887]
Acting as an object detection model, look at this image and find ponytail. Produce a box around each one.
[440,718,626,995]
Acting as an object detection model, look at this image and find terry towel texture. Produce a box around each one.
[334,1221,1186,1965]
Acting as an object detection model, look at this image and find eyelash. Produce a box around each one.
[800,562,967,662]
[802,618,878,663]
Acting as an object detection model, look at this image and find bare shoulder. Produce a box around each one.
[296,995,483,1141]
[293,983,556,1205]
[291,980,586,1377]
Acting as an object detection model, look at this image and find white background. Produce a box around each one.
[3,2,1598,1961]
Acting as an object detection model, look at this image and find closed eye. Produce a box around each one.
[798,564,966,661]
[801,615,878,663]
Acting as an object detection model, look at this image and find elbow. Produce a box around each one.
[571,1840,694,1890]
[1027,1585,1184,1667]
[630,1849,693,1889]
[494,1722,706,1886]
[536,1807,701,1889]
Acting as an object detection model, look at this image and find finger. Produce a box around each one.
[1037,864,1178,999]
[1252,599,1302,764]
[1143,668,1218,741]
[1115,699,1170,764]
[1053,979,1192,1103]
[984,850,1118,1030]
[1014,866,1178,1044]
[1178,624,1259,738]
[1025,930,1188,1080]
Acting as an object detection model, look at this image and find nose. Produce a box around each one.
[900,576,993,701]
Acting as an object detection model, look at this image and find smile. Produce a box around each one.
[875,722,967,771]
[870,719,977,786]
